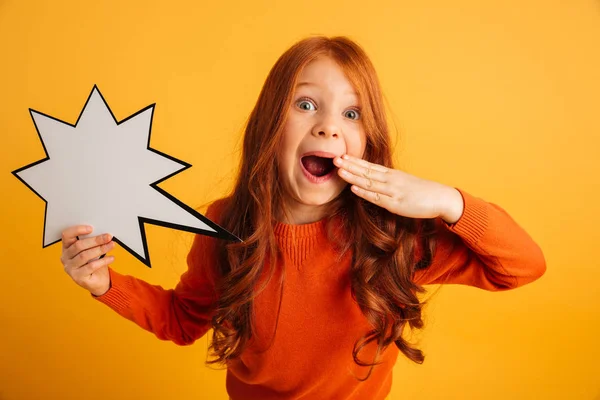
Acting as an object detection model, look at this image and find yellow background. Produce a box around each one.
[1,1,598,399]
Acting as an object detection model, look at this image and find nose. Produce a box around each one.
[311,114,340,139]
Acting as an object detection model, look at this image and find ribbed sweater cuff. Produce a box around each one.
[91,267,133,315]
[443,188,489,246]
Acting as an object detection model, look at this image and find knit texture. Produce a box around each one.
[94,188,546,399]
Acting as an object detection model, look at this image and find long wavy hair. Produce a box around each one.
[207,35,439,380]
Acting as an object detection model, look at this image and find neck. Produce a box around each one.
[277,200,331,225]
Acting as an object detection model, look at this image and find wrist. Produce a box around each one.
[440,187,464,225]
[91,281,111,298]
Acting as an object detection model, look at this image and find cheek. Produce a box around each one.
[346,126,367,157]
[279,119,305,161]
[277,139,297,178]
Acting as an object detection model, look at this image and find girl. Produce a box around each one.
[60,36,546,399]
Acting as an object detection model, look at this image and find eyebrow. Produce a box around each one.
[295,81,357,97]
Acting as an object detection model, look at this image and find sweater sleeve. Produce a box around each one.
[91,201,225,345]
[412,188,546,291]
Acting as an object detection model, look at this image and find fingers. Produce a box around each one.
[336,154,389,175]
[75,240,115,269]
[350,184,391,208]
[76,255,115,279]
[62,234,115,270]
[334,156,394,197]
[61,225,93,248]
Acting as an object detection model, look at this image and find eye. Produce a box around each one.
[296,98,316,111]
[344,108,361,120]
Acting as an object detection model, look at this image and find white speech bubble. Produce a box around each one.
[13,86,240,268]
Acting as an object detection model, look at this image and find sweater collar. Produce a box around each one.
[273,217,328,239]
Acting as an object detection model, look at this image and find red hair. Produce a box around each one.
[208,36,439,380]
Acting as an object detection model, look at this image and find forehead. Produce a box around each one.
[295,56,357,96]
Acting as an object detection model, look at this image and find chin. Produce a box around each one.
[298,193,338,207]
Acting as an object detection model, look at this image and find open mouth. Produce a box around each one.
[301,155,336,178]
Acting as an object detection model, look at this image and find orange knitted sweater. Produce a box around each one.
[94,188,546,399]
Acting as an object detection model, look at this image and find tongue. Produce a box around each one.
[302,156,333,177]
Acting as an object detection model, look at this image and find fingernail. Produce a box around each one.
[86,226,93,232]
[334,157,342,165]
[342,154,350,160]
